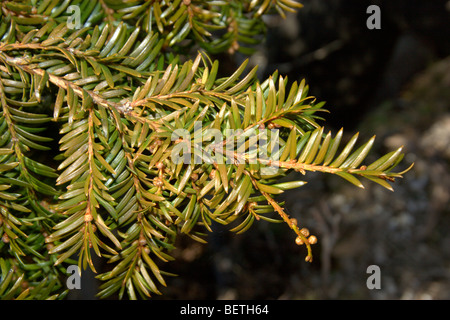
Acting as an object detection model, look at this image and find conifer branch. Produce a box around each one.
[0,0,413,300]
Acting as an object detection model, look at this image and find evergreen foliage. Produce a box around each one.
[0,0,411,299]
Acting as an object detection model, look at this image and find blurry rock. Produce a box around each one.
[420,114,450,159]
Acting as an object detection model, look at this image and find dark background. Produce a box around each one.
[72,0,450,300]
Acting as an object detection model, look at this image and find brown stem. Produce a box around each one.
[0,51,161,131]
[246,172,314,262]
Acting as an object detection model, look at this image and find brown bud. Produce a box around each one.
[2,233,9,243]
[21,281,29,289]
[300,228,310,237]
[290,218,298,227]
[156,161,165,170]
[153,177,164,188]
[308,235,317,245]
[84,213,93,222]
[295,236,304,246]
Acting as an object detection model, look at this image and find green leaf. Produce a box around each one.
[271,180,307,190]
[330,132,359,168]
[100,64,114,89]
[214,59,249,91]
[335,172,364,189]
[255,181,284,194]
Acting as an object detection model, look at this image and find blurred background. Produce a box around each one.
[152,0,450,300]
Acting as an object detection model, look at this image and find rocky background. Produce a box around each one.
[153,0,450,300]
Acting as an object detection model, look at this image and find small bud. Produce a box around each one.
[153,177,164,188]
[84,213,93,222]
[300,228,310,237]
[295,236,304,246]
[191,172,199,182]
[156,162,165,170]
[290,218,298,227]
[21,281,29,289]
[308,235,317,245]
[2,233,9,243]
